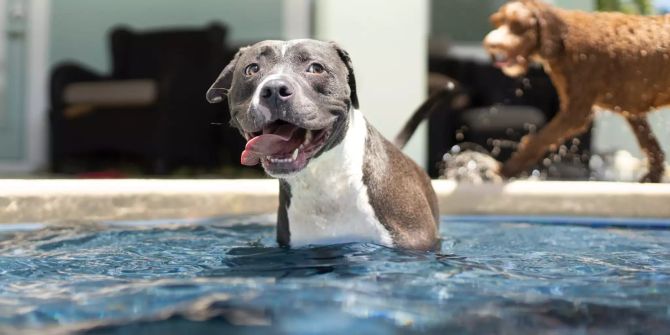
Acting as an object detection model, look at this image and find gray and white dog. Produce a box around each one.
[207,40,438,250]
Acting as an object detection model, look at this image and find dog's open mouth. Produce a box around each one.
[491,52,517,68]
[241,120,332,173]
[488,51,529,77]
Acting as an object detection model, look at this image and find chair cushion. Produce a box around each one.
[64,79,158,106]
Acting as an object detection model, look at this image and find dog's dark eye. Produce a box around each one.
[509,20,526,33]
[244,63,260,76]
[306,63,325,74]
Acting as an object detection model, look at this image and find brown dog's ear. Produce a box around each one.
[206,48,246,104]
[528,1,565,57]
[330,42,359,109]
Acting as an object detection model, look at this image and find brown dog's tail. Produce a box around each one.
[394,75,470,149]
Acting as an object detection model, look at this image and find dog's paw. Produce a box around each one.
[440,150,503,184]
[639,171,663,183]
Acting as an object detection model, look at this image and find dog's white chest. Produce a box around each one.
[284,110,393,248]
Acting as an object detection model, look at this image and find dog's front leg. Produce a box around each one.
[501,97,595,178]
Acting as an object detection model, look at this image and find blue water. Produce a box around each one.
[0,216,669,335]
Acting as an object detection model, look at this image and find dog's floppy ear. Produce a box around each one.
[527,1,564,57]
[206,48,246,104]
[331,42,359,109]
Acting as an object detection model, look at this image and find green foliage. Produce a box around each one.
[596,0,654,14]
[597,0,622,11]
[632,0,654,14]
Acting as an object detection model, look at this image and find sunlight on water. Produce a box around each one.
[0,217,669,334]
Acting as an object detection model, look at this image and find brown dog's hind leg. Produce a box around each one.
[501,97,595,178]
[625,115,665,183]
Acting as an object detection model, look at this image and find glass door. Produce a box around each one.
[0,0,27,161]
[0,0,6,135]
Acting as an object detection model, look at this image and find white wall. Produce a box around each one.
[283,0,311,40]
[25,0,50,172]
[315,0,429,167]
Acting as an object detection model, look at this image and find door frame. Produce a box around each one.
[282,0,312,39]
[0,0,50,173]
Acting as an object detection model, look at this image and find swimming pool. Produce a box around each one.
[0,216,668,334]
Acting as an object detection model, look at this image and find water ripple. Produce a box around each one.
[0,218,668,334]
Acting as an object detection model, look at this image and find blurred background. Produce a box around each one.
[0,0,668,180]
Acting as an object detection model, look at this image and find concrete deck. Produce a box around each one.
[0,179,669,224]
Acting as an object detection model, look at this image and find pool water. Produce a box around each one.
[0,216,669,335]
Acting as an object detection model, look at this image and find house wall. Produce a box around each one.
[49,0,284,73]
[315,0,429,166]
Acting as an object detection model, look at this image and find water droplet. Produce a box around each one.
[491,147,501,157]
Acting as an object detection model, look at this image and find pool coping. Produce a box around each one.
[0,179,669,224]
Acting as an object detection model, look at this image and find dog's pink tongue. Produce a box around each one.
[240,125,298,166]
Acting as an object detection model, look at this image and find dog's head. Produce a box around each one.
[483,0,563,77]
[207,39,358,177]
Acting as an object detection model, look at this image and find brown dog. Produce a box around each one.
[484,0,669,182]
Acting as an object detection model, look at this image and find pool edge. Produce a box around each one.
[0,179,669,224]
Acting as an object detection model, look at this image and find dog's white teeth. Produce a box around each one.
[268,150,300,164]
[304,131,312,145]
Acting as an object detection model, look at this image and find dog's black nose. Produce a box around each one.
[260,79,294,102]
